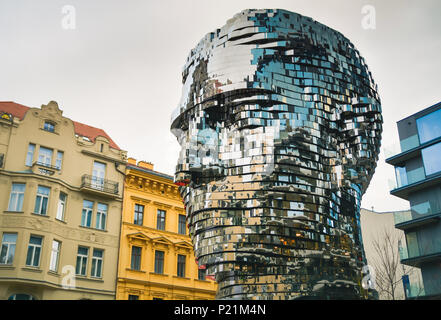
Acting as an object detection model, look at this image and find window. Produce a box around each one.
[92,161,106,189]
[198,268,206,281]
[0,233,17,265]
[26,235,43,267]
[416,108,441,144]
[81,200,93,228]
[56,192,67,221]
[8,183,25,212]
[157,209,166,230]
[134,204,144,225]
[154,250,164,274]
[43,121,55,133]
[49,240,61,272]
[25,143,35,166]
[177,254,186,278]
[8,294,36,300]
[76,246,89,276]
[178,214,186,235]
[38,146,53,166]
[96,203,108,230]
[34,185,50,215]
[128,295,139,300]
[91,249,103,278]
[55,151,63,170]
[422,142,441,176]
[131,246,141,270]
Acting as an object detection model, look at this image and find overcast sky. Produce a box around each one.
[1,0,440,212]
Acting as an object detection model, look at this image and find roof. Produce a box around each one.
[126,163,174,181]
[0,101,120,150]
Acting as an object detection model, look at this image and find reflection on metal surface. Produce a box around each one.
[171,9,382,299]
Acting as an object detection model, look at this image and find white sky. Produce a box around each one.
[1,0,440,212]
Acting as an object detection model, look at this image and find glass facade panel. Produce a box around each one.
[406,166,425,185]
[400,134,420,152]
[416,108,441,144]
[395,166,408,188]
[421,142,441,176]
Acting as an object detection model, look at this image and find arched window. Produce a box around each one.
[8,293,36,300]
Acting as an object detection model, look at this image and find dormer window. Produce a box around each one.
[44,121,55,133]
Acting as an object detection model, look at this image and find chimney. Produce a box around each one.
[138,161,154,171]
[127,157,137,165]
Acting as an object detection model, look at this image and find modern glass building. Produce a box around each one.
[386,101,441,299]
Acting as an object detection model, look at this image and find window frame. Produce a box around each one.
[134,204,144,226]
[156,209,166,231]
[34,185,50,215]
[95,203,108,230]
[43,121,56,133]
[49,240,61,272]
[81,200,94,228]
[154,250,164,274]
[0,233,17,265]
[178,214,186,235]
[55,151,63,170]
[37,146,53,167]
[7,183,25,212]
[177,254,186,278]
[76,246,89,276]
[56,192,67,221]
[130,246,142,271]
[25,143,35,166]
[26,235,43,267]
[91,248,104,278]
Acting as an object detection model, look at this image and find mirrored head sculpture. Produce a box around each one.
[171,9,382,299]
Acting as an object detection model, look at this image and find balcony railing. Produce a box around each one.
[394,208,441,228]
[406,283,426,299]
[81,174,118,195]
[399,240,441,267]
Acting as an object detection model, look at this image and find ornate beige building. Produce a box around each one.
[0,101,127,300]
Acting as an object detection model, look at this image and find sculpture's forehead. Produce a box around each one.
[171,9,377,129]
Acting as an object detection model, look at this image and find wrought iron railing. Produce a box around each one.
[81,174,118,194]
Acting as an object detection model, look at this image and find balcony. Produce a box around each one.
[390,170,441,200]
[399,241,441,267]
[80,174,119,198]
[406,283,426,299]
[394,210,441,230]
[31,161,60,176]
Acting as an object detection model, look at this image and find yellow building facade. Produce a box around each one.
[116,158,217,300]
